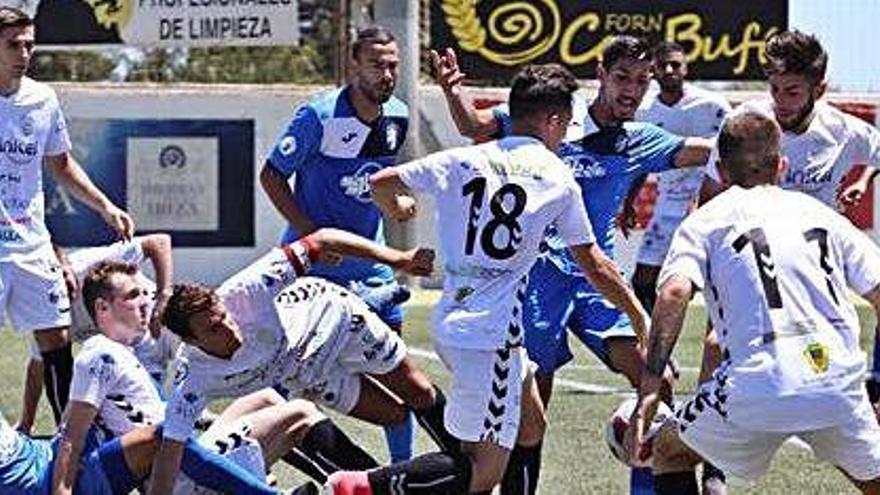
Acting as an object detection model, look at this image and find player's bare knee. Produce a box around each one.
[608,339,642,387]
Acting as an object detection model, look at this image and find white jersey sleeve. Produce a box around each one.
[163,354,216,442]
[835,215,880,295]
[70,342,123,410]
[849,118,880,171]
[658,214,708,291]
[43,90,71,156]
[68,239,146,280]
[397,149,457,194]
[552,181,595,248]
[218,242,311,313]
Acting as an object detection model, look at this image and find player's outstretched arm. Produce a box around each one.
[140,233,174,336]
[673,137,714,169]
[430,48,500,139]
[260,164,316,235]
[624,274,692,465]
[147,438,185,495]
[569,243,649,344]
[305,228,434,277]
[51,401,99,495]
[45,152,134,240]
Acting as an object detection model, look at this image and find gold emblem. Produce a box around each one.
[803,342,829,374]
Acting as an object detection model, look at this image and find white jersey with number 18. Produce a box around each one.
[398,136,595,350]
[660,185,880,431]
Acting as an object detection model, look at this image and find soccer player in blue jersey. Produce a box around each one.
[260,25,416,463]
[430,36,713,494]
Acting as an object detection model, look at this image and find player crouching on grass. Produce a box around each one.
[626,112,880,494]
[147,228,457,494]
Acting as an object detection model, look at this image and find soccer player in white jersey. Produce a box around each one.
[54,260,381,494]
[147,228,447,495]
[626,112,880,494]
[0,7,134,425]
[631,42,731,312]
[16,234,176,434]
[700,30,880,409]
[321,64,645,495]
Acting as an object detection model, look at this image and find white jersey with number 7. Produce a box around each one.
[660,185,880,431]
[398,136,595,350]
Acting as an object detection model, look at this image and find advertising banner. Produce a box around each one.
[45,118,254,247]
[430,0,788,82]
[34,0,299,46]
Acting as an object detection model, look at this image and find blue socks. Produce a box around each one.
[384,411,416,462]
[630,467,655,495]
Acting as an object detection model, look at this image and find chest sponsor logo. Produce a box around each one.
[564,153,606,179]
[0,137,38,165]
[339,161,383,203]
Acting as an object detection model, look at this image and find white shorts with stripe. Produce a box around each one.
[436,342,533,450]
[676,379,880,481]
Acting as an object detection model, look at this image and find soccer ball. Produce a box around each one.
[604,397,674,468]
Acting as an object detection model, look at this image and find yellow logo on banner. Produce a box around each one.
[442,0,561,66]
[84,0,134,31]
[804,342,830,374]
[442,0,779,75]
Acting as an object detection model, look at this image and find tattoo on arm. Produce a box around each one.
[645,282,690,377]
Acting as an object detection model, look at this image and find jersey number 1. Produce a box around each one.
[462,177,526,260]
[732,227,837,308]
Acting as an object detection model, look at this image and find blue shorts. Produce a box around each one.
[524,258,636,374]
[34,433,114,495]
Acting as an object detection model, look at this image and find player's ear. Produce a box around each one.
[775,155,789,184]
[716,159,731,187]
[813,79,827,101]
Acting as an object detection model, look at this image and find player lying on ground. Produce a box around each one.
[52,259,380,494]
[147,228,454,494]
[626,112,880,495]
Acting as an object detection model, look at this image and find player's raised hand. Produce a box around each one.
[430,48,466,95]
[837,180,869,210]
[101,204,135,241]
[149,292,169,338]
[399,247,435,277]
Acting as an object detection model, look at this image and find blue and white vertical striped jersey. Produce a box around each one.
[266,86,408,284]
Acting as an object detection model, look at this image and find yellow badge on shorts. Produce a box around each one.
[804,342,829,373]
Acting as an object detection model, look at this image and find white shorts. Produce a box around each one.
[279,282,407,414]
[436,343,532,450]
[0,257,70,333]
[636,215,683,267]
[676,384,880,481]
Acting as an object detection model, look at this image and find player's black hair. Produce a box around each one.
[763,30,828,83]
[601,36,651,70]
[0,7,31,33]
[652,41,686,60]
[717,112,782,187]
[82,261,140,323]
[508,63,579,121]
[351,25,397,60]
